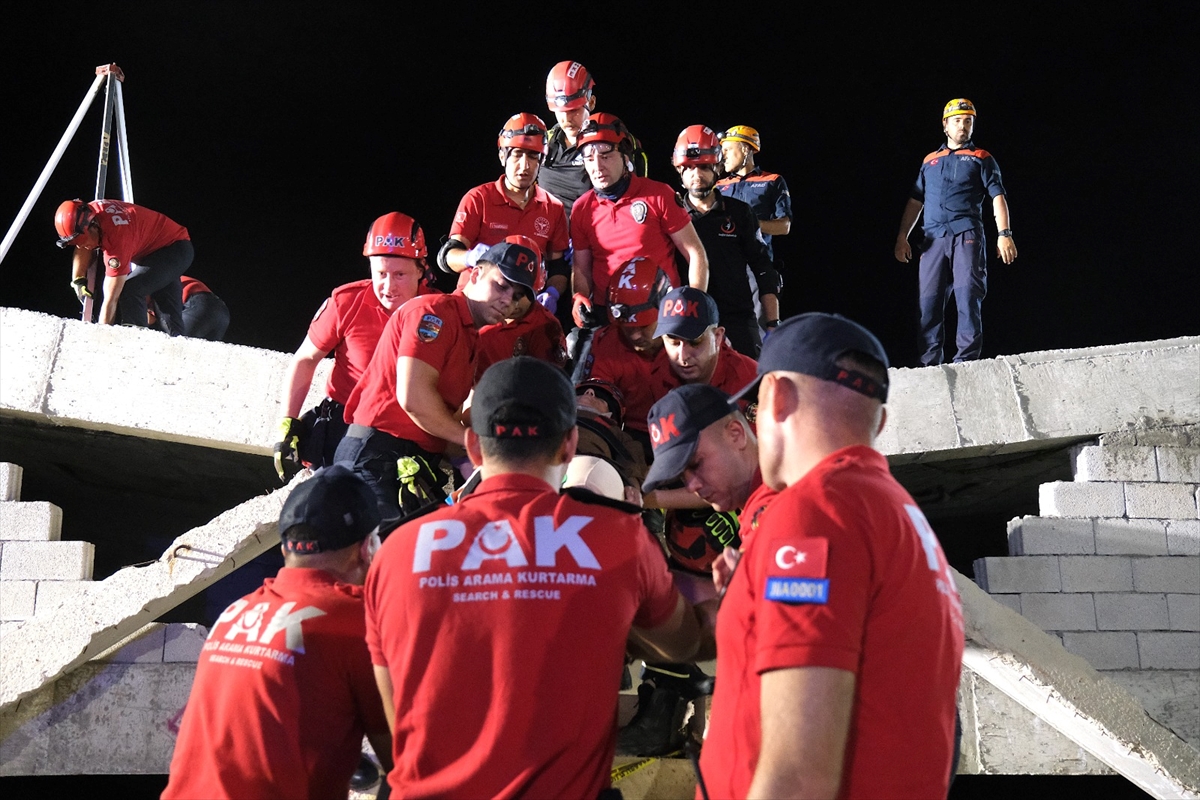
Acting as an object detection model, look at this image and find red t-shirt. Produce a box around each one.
[163,568,388,800]
[306,279,393,406]
[365,473,679,799]
[344,292,477,452]
[700,446,965,799]
[475,301,567,381]
[737,469,778,547]
[89,200,190,277]
[570,175,692,303]
[179,275,211,302]
[582,325,661,434]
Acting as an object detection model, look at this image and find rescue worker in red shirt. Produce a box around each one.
[474,235,567,381]
[335,240,540,526]
[364,356,711,799]
[437,113,570,314]
[703,313,964,798]
[569,114,709,329]
[652,286,759,399]
[163,465,392,800]
[275,213,428,480]
[576,257,674,458]
[146,275,230,341]
[54,198,192,333]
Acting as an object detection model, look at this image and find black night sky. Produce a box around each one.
[3,4,1196,369]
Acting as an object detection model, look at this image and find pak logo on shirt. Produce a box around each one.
[765,537,830,605]
[417,314,443,342]
[631,200,648,224]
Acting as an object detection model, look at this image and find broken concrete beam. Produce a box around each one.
[956,566,1200,796]
[0,463,22,501]
[0,476,303,712]
[0,501,63,541]
[0,541,93,580]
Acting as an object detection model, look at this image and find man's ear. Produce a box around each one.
[876,406,888,437]
[725,415,748,449]
[559,426,580,466]
[465,427,484,467]
[763,373,797,423]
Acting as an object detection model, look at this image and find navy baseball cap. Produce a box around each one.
[480,241,539,298]
[279,465,381,554]
[642,384,735,492]
[653,286,720,340]
[732,312,890,403]
[473,356,577,439]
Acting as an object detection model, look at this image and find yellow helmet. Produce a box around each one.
[942,98,977,120]
[719,125,760,153]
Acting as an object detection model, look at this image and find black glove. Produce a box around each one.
[70,277,92,305]
[273,417,302,482]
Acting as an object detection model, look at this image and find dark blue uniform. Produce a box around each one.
[910,142,1007,365]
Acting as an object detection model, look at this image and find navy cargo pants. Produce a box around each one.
[917,230,987,366]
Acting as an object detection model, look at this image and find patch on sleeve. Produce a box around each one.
[454,211,467,225]
[311,298,329,322]
[417,314,443,342]
[107,257,121,269]
[764,538,829,605]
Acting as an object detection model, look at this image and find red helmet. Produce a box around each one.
[363,212,427,258]
[575,378,626,425]
[577,112,633,153]
[497,113,548,155]
[607,258,674,327]
[504,234,546,293]
[54,199,97,247]
[545,61,595,111]
[672,125,722,168]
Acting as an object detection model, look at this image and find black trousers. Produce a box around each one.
[119,239,194,335]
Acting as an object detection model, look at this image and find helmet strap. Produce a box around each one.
[595,170,631,202]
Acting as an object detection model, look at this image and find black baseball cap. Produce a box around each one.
[278,465,381,554]
[732,312,890,403]
[642,384,735,492]
[480,241,539,298]
[653,286,720,340]
[472,356,576,439]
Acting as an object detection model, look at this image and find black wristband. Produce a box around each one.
[764,319,780,329]
[997,229,1013,238]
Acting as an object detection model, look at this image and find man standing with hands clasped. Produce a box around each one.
[895,98,1017,366]
[701,313,964,799]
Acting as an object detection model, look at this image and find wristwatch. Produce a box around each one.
[764,319,780,329]
[997,229,1013,238]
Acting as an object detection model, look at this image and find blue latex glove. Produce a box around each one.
[463,242,491,268]
[537,285,560,314]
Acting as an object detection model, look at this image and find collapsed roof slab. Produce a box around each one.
[0,478,301,712]
[954,568,1200,798]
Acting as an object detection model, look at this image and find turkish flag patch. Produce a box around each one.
[764,537,829,605]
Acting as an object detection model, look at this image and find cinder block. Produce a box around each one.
[1093,518,1169,555]
[1156,447,1200,483]
[973,556,1060,593]
[34,580,100,615]
[1061,631,1139,670]
[0,541,94,580]
[1137,632,1200,669]
[1132,557,1200,593]
[0,502,63,541]
[1007,516,1094,555]
[1167,594,1200,631]
[1072,444,1158,482]
[1124,482,1198,519]
[0,463,23,501]
[1094,593,1169,630]
[1166,520,1200,555]
[0,580,37,620]
[164,623,210,662]
[1039,481,1125,518]
[93,623,166,664]
[1018,593,1097,631]
[1059,556,1133,592]
[989,594,1022,614]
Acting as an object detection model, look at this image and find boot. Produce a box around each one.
[641,662,714,699]
[349,754,380,791]
[616,681,687,756]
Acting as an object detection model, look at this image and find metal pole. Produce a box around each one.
[113,80,134,202]
[0,72,105,266]
[93,72,117,201]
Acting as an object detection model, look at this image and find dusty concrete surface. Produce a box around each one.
[955,568,1200,796]
[0,480,301,712]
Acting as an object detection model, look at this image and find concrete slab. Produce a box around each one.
[955,568,1200,797]
[0,477,300,712]
[0,309,63,418]
[1103,670,1200,750]
[0,501,63,541]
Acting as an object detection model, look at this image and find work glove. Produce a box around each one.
[273,417,302,482]
[70,277,92,305]
[463,243,491,268]
[397,455,445,510]
[536,285,560,315]
[572,292,600,329]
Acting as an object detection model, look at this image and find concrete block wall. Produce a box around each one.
[976,437,1200,674]
[0,462,96,622]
